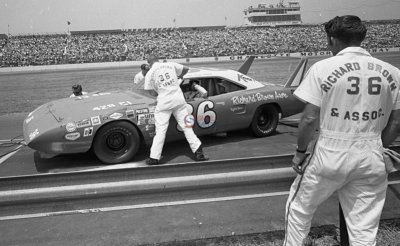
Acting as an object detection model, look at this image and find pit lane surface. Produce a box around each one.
[0,54,399,245]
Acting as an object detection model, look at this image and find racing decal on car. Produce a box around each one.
[83,127,94,137]
[145,125,155,132]
[230,105,246,114]
[109,112,124,120]
[126,110,135,118]
[102,115,109,121]
[148,117,155,125]
[118,101,133,106]
[65,132,80,141]
[231,92,288,105]
[29,129,39,141]
[137,113,154,125]
[66,122,77,132]
[93,104,116,111]
[197,101,217,128]
[237,74,254,83]
[91,116,101,126]
[177,100,216,131]
[25,115,34,124]
[76,119,91,128]
[136,108,149,114]
[184,114,195,128]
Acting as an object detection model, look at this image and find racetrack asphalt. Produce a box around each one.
[0,54,399,245]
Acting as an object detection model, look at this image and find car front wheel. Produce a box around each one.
[93,121,140,164]
[250,104,279,137]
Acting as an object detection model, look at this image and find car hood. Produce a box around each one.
[23,89,154,147]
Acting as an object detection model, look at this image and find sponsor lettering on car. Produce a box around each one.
[65,132,80,141]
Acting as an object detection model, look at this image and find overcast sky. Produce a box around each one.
[1,0,400,34]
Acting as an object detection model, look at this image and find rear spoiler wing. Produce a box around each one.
[237,56,255,75]
[284,58,308,88]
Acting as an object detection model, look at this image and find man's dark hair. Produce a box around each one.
[147,54,159,65]
[140,63,149,70]
[72,84,82,91]
[72,84,83,96]
[324,15,367,44]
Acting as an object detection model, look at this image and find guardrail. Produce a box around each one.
[0,154,296,206]
[0,150,399,207]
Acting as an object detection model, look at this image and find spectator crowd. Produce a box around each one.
[0,22,399,67]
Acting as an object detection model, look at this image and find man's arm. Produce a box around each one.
[193,83,208,98]
[178,66,189,79]
[147,90,158,97]
[292,102,320,174]
[382,109,400,148]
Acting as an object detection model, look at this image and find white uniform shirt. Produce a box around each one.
[69,91,88,98]
[133,71,145,85]
[144,62,186,111]
[295,47,400,135]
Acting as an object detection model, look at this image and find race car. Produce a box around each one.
[23,57,308,164]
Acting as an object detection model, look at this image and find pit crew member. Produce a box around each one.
[144,55,209,165]
[284,15,400,245]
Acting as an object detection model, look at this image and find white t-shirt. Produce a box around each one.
[144,61,186,111]
[70,91,88,98]
[133,71,145,85]
[294,47,400,135]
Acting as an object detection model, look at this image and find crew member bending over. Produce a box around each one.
[144,55,209,165]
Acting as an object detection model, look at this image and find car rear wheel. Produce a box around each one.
[250,104,279,137]
[93,121,140,164]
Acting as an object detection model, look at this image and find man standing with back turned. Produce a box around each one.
[144,55,208,165]
[284,15,400,245]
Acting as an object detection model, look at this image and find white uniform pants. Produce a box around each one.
[284,130,388,246]
[150,104,201,160]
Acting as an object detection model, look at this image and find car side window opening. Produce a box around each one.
[182,78,245,99]
[213,78,244,96]
[181,79,206,100]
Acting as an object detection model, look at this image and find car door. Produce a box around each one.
[207,77,249,132]
[165,78,219,141]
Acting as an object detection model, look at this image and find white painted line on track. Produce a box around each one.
[0,138,24,143]
[0,191,289,221]
[0,145,24,165]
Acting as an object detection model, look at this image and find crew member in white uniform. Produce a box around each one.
[132,63,150,89]
[69,84,87,97]
[144,55,208,165]
[284,15,400,245]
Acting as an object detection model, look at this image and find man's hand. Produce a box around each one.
[292,152,308,174]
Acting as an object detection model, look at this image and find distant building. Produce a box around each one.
[243,1,302,27]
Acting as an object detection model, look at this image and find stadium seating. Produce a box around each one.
[0,22,399,67]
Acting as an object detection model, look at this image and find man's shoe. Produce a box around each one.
[194,146,209,161]
[146,157,160,165]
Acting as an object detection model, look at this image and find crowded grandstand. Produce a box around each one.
[0,20,399,67]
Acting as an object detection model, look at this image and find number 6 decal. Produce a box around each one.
[197,100,216,128]
[176,101,216,132]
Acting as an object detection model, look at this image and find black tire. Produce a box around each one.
[93,121,140,164]
[250,104,279,137]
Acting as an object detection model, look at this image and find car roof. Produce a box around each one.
[185,67,264,89]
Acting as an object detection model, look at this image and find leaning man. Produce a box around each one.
[144,55,208,165]
[284,15,400,245]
